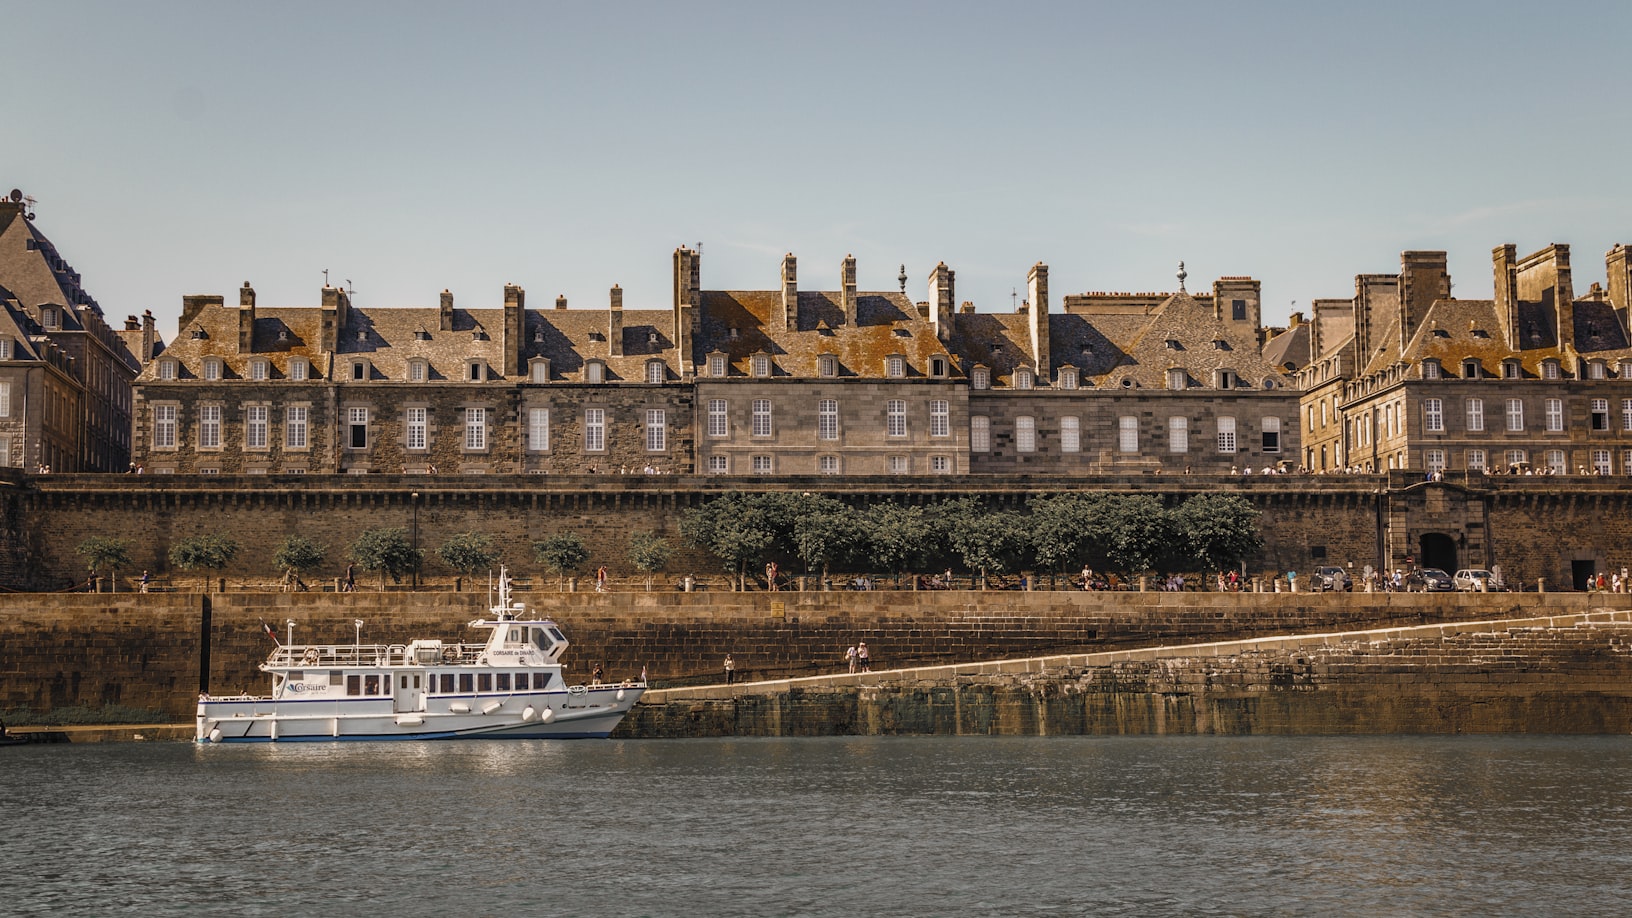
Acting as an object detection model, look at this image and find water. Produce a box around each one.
[4,736,1631,916]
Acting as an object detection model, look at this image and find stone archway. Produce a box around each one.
[1419,532,1457,572]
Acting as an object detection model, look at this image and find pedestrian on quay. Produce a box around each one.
[724,654,736,685]
[592,661,604,685]
[343,564,356,592]
[845,644,858,674]
[139,570,150,593]
[857,642,870,673]
[595,565,607,593]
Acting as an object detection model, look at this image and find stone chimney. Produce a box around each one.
[503,284,524,376]
[238,282,256,354]
[124,315,138,331]
[1026,262,1050,382]
[320,285,349,353]
[555,295,567,310]
[608,285,624,357]
[141,309,156,364]
[439,289,454,331]
[1608,244,1632,333]
[1398,251,1449,353]
[180,294,222,333]
[929,262,955,341]
[841,255,858,326]
[779,253,797,330]
[1492,245,1520,349]
[672,246,701,376]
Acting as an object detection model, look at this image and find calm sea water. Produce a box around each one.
[3,736,1630,916]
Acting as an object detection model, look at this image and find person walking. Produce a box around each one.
[595,566,608,593]
[343,564,356,593]
[724,654,736,685]
[856,642,870,673]
[139,570,150,593]
[845,644,858,674]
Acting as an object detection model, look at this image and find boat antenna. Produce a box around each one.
[354,619,364,661]
[285,619,297,651]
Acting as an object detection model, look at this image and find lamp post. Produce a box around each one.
[410,491,420,591]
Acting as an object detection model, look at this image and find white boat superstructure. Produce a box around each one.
[196,569,643,742]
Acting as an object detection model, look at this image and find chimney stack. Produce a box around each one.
[141,309,156,364]
[555,295,568,310]
[672,246,701,376]
[608,285,624,356]
[779,253,797,330]
[238,282,256,354]
[503,284,525,375]
[1026,262,1050,382]
[841,254,858,326]
[439,289,454,332]
[929,262,955,341]
[1398,251,1449,353]
[1608,244,1632,333]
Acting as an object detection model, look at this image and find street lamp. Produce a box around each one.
[410,491,420,591]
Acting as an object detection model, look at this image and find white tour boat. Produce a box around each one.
[196,569,643,742]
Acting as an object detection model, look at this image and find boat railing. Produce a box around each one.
[266,643,483,668]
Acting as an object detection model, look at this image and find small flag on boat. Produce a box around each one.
[261,618,279,645]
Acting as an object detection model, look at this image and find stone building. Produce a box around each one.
[0,192,142,472]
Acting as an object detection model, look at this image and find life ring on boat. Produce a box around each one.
[301,649,319,665]
[568,684,587,696]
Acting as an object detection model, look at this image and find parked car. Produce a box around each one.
[1453,569,1498,592]
[1315,566,1353,591]
[1406,567,1455,592]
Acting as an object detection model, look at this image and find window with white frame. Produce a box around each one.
[586,362,604,384]
[1169,416,1188,453]
[888,455,909,474]
[751,354,770,378]
[886,356,904,378]
[408,360,428,382]
[249,359,269,381]
[158,360,177,380]
[1624,450,1632,475]
[288,359,308,381]
[1261,416,1281,452]
[1466,398,1484,432]
[1463,359,1481,379]
[930,455,950,473]
[1217,416,1237,453]
[1623,399,1632,431]
[1060,416,1080,453]
[1547,449,1566,474]
[286,406,308,449]
[886,400,907,437]
[1592,399,1610,431]
[154,404,177,449]
[818,354,837,378]
[930,400,949,437]
[707,455,729,474]
[1119,416,1138,453]
[406,407,427,450]
[1503,360,1521,379]
[709,355,726,378]
[1467,449,1486,472]
[971,367,990,390]
[708,399,729,438]
[818,399,838,440]
[347,407,368,449]
[1426,449,1446,472]
[466,362,487,382]
[197,405,221,449]
[1543,360,1561,380]
[528,408,549,451]
[1015,416,1036,452]
[1505,449,1526,470]
[751,399,772,437]
[464,408,487,450]
[1506,398,1524,431]
[1058,367,1078,390]
[246,406,268,450]
[1423,360,1441,379]
[751,455,773,474]
[970,416,990,452]
[646,361,665,384]
[1166,368,1186,390]
[819,455,840,474]
[0,438,8,467]
[0,382,9,418]
[1589,360,1607,380]
[584,408,605,452]
[203,359,222,381]
[1545,398,1564,431]
[930,356,947,378]
[1014,367,1033,390]
[530,362,550,383]
[1424,398,1443,432]
[1593,449,1611,475]
[351,360,368,382]
[0,338,11,360]
[646,409,666,451]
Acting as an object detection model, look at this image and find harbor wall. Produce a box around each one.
[0,589,1615,721]
[624,611,1632,737]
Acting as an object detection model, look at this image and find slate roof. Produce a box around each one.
[696,290,953,377]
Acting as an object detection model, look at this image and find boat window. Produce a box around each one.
[329,670,343,685]
[364,675,381,695]
[400,675,408,689]
[535,673,553,690]
[459,674,473,693]
[347,675,361,696]
[532,629,551,650]
[548,627,567,644]
[510,628,523,643]
[441,674,455,694]
[516,673,530,690]
[497,673,511,691]
[478,673,493,692]
[412,675,421,689]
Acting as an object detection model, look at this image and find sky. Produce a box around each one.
[7,1,1631,337]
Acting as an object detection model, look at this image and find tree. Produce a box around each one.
[791,497,866,583]
[940,498,1029,587]
[168,533,239,591]
[681,493,776,590]
[1096,495,1177,577]
[438,531,499,584]
[1028,492,1111,575]
[272,536,326,588]
[627,531,674,591]
[863,502,931,586]
[1172,493,1262,574]
[533,532,590,591]
[77,537,131,592]
[350,528,420,591]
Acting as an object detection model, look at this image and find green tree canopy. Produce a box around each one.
[939,498,1030,585]
[272,536,326,579]
[438,531,499,579]
[862,502,931,584]
[533,532,590,591]
[76,536,132,591]
[1026,492,1114,573]
[627,531,674,591]
[1095,495,1177,576]
[168,533,239,591]
[349,528,420,590]
[681,492,776,589]
[791,496,867,581]
[1172,493,1263,573]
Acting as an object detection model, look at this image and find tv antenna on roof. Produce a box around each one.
[323,268,330,287]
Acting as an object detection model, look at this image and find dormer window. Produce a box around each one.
[1212,339,1228,351]
[278,329,289,342]
[971,366,990,390]
[350,359,369,381]
[1167,368,1187,390]
[1213,368,1236,389]
[248,359,269,381]
[1502,359,1522,379]
[529,359,551,383]
[408,359,429,382]
[1587,359,1607,380]
[415,328,431,341]
[1164,338,1180,350]
[930,356,948,379]
[1463,359,1481,379]
[708,354,727,378]
[288,358,309,381]
[1422,360,1441,380]
[190,328,208,340]
[1057,366,1078,390]
[466,360,488,382]
[158,359,178,380]
[0,338,12,360]
[1013,367,1034,390]
[818,354,838,378]
[586,360,605,384]
[645,360,666,384]
[886,355,905,379]
[203,358,223,381]
[533,327,545,343]
[40,307,58,329]
[647,330,660,346]
[1261,377,1277,390]
[1542,359,1561,380]
[727,327,740,340]
[356,329,368,343]
[751,354,770,378]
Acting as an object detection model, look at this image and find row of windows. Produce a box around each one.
[705,399,951,440]
[1420,447,1632,475]
[1421,356,1624,381]
[704,455,955,475]
[1418,397,1632,435]
[968,415,1282,454]
[968,365,1277,391]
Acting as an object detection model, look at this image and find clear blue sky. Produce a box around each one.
[8,1,1630,336]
